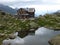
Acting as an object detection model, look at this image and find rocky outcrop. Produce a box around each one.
[48,35,60,45]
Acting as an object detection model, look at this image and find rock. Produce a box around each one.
[8,34,16,39]
[29,29,35,33]
[49,35,60,45]
[0,33,5,38]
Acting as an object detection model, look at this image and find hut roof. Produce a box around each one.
[19,8,35,12]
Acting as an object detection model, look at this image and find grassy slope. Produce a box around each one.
[0,11,60,34]
[0,11,21,45]
[0,11,21,34]
[36,14,60,30]
[0,11,39,45]
[0,10,60,45]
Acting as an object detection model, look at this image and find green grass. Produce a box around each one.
[36,14,60,29]
[0,10,60,45]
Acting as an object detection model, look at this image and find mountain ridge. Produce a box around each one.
[0,4,17,15]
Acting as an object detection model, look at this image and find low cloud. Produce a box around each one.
[0,0,60,15]
[0,0,60,6]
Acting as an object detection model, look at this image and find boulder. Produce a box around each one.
[49,35,60,45]
[8,34,16,39]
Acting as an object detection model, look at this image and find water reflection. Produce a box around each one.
[3,32,24,45]
[23,27,60,45]
[35,27,54,35]
[3,27,60,45]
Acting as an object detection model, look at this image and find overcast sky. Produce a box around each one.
[0,0,60,16]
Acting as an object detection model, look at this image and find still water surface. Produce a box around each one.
[23,27,60,45]
[3,27,60,45]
